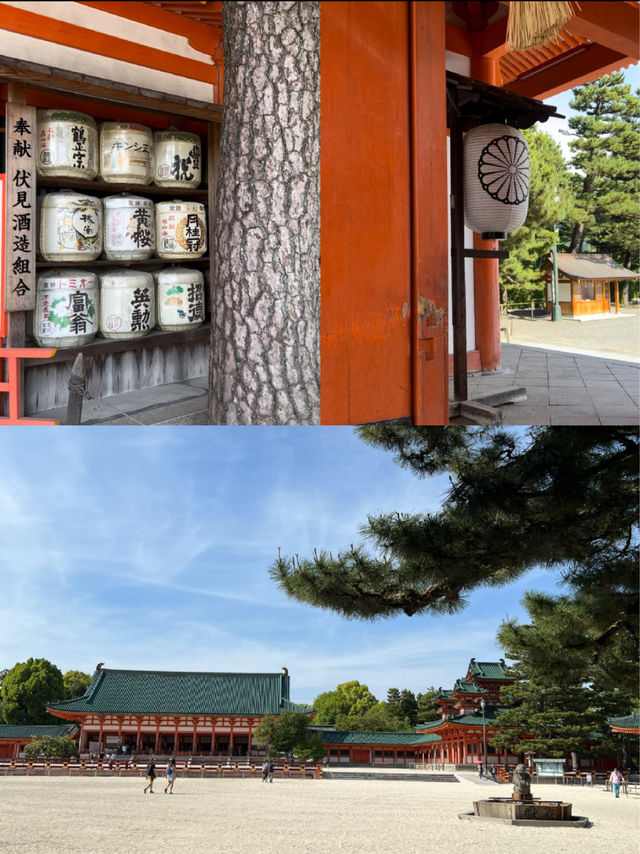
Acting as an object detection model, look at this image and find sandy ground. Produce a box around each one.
[504,310,640,360]
[0,776,638,854]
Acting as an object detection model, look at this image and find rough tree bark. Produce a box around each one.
[209,1,320,424]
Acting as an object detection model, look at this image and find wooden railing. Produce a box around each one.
[0,758,323,779]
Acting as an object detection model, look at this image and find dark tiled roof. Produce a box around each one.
[467,659,513,681]
[47,668,305,716]
[321,731,441,745]
[436,690,455,700]
[554,254,640,281]
[0,724,76,739]
[608,711,640,732]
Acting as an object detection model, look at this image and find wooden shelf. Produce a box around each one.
[37,175,209,200]
[36,257,210,269]
[25,323,211,366]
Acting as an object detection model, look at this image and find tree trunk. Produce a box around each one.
[209,1,320,424]
[569,223,585,254]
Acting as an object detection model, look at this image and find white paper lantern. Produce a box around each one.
[464,123,529,239]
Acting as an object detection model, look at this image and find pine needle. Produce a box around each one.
[506,1,579,51]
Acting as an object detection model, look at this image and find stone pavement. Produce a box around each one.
[36,376,209,425]
[462,343,639,425]
[37,312,639,426]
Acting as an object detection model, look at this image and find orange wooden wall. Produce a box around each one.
[320,1,413,425]
[320,1,449,425]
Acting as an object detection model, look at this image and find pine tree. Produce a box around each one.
[270,427,638,669]
[491,592,635,765]
[564,73,640,290]
[499,127,571,308]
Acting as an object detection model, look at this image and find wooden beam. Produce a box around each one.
[0,4,218,84]
[566,2,639,61]
[505,43,630,99]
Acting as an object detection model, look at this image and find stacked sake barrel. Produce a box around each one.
[34,111,207,347]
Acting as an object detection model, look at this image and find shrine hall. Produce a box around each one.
[46,665,307,756]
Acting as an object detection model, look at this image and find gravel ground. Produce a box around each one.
[1,776,638,854]
[503,309,640,360]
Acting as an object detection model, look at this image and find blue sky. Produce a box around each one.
[0,427,566,706]
[543,63,639,162]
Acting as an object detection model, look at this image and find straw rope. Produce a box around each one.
[506,1,579,51]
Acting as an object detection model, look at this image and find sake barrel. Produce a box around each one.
[36,110,98,180]
[103,195,155,260]
[154,129,202,188]
[155,267,205,331]
[34,269,99,347]
[99,269,155,340]
[100,122,154,184]
[155,200,207,259]
[40,191,102,262]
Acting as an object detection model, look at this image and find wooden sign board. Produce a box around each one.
[5,102,36,312]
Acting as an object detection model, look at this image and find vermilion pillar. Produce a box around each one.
[471,55,502,371]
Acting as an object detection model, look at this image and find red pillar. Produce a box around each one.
[470,54,502,371]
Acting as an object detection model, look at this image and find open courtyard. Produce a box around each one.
[1,776,638,854]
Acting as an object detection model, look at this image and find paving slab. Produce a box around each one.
[454,343,639,426]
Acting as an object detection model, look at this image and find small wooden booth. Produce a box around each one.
[545,254,639,317]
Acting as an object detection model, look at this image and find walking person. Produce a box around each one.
[490,765,496,782]
[143,757,156,794]
[478,762,484,779]
[609,767,624,798]
[261,760,269,782]
[164,757,176,794]
[267,759,274,783]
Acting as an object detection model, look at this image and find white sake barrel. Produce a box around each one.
[155,200,207,259]
[155,267,205,331]
[40,191,102,262]
[100,122,154,184]
[36,110,98,180]
[34,269,99,348]
[103,195,155,260]
[99,269,155,340]
[153,129,202,188]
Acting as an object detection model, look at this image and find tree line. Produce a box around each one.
[500,73,639,308]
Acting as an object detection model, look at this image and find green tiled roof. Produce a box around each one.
[0,724,76,740]
[608,711,640,731]
[320,731,441,745]
[417,711,498,730]
[47,668,306,716]
[415,718,444,730]
[453,679,485,694]
[435,690,455,700]
[467,659,513,681]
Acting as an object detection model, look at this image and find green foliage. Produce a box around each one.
[23,736,78,758]
[252,712,326,761]
[335,702,412,733]
[499,127,572,307]
[270,427,638,676]
[565,73,640,271]
[386,688,419,727]
[311,681,378,726]
[63,671,91,700]
[416,689,439,723]
[1,659,65,725]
